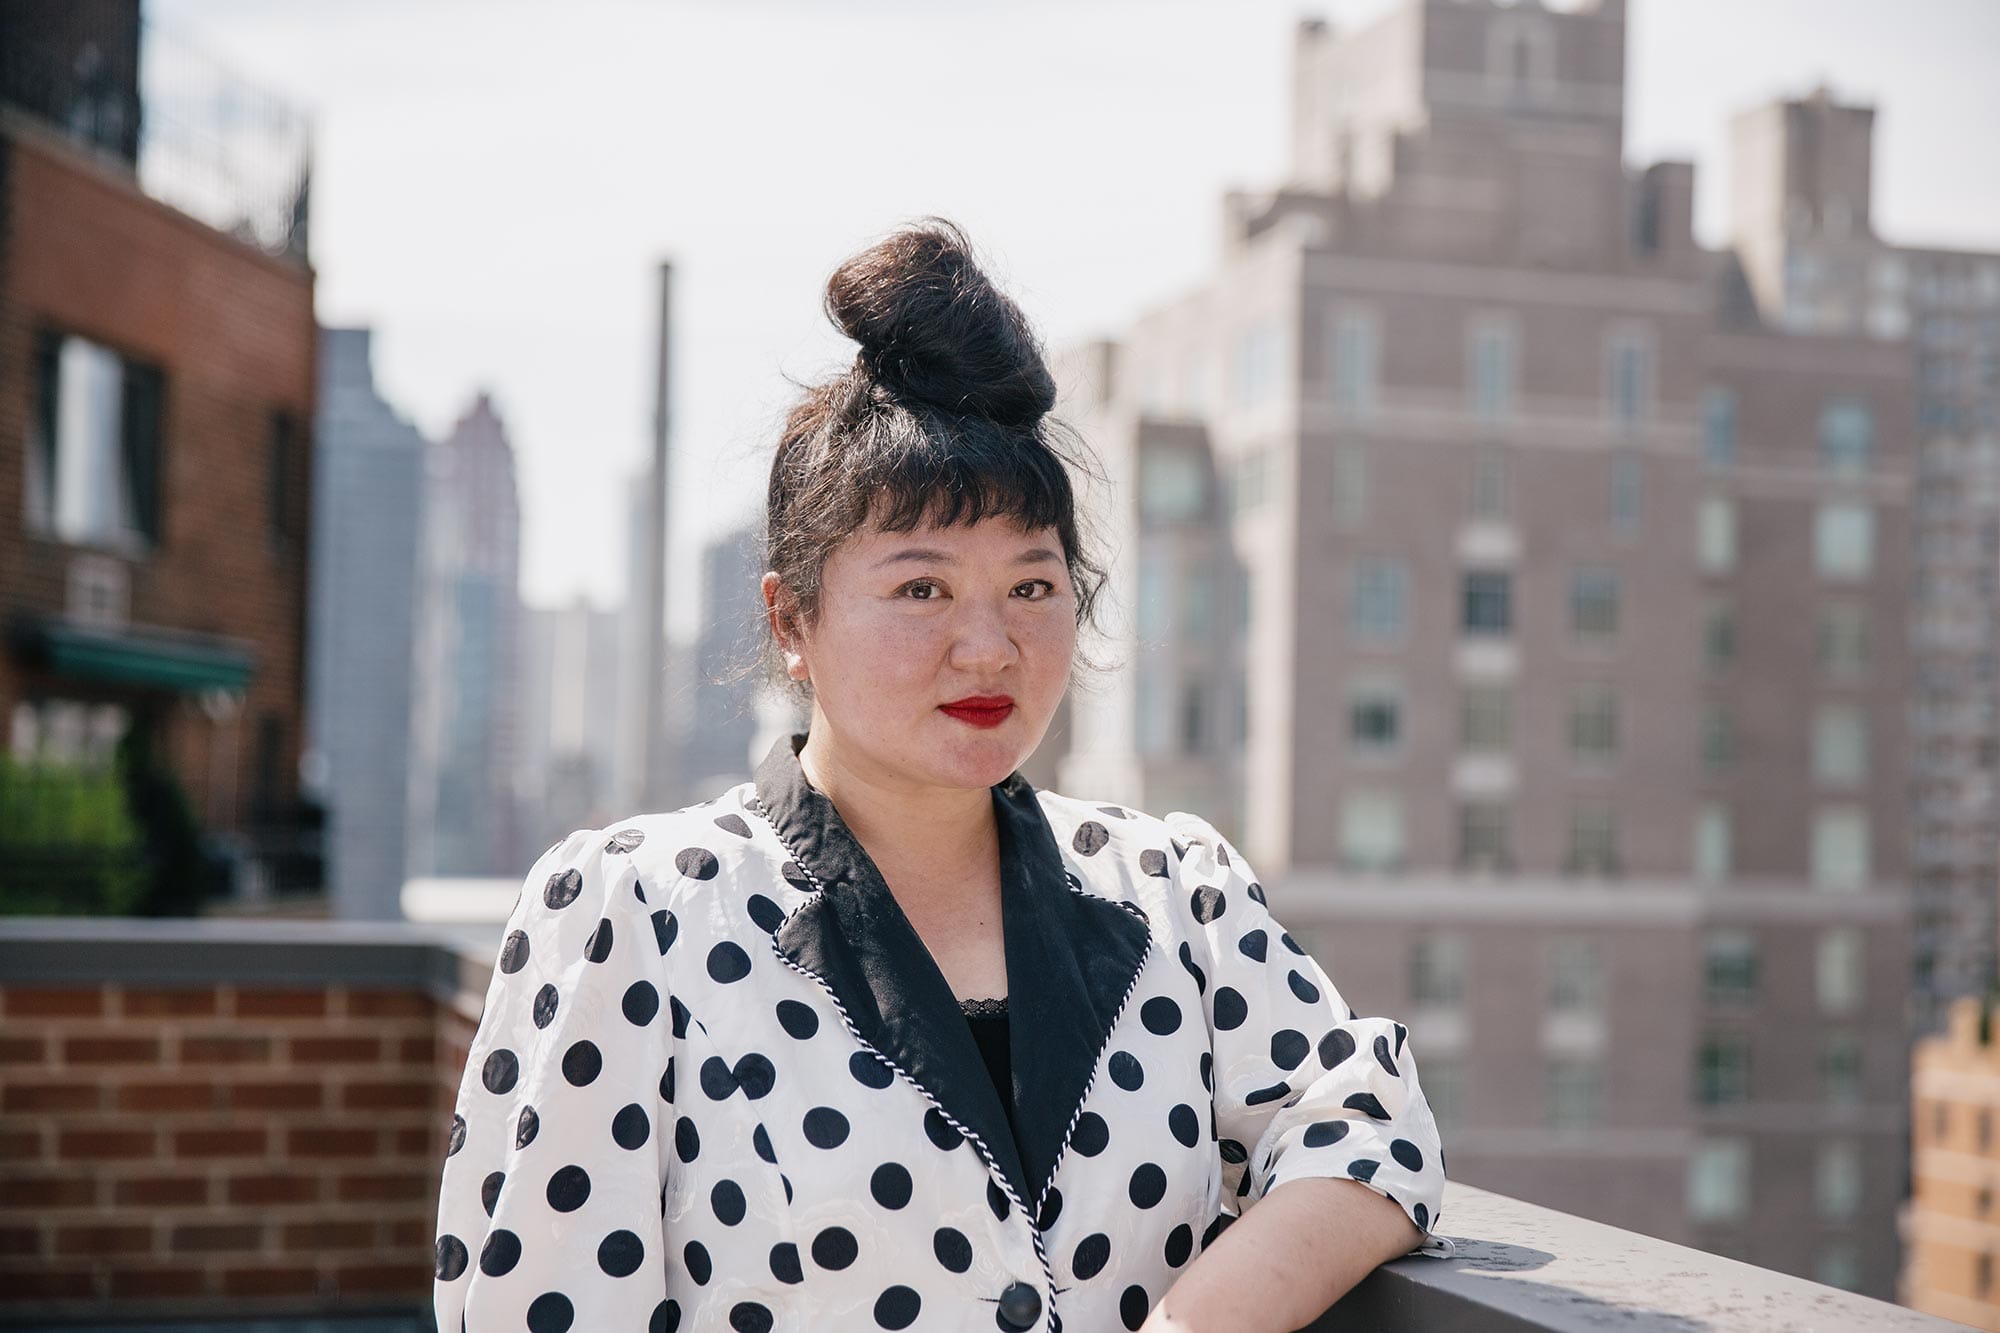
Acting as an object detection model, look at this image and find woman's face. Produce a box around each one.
[767,513,1077,793]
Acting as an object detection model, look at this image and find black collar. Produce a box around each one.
[751,731,1151,1213]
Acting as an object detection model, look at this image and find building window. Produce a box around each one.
[1137,564,1170,640]
[1819,399,1874,477]
[1178,678,1207,755]
[1819,605,1870,678]
[1349,559,1409,642]
[1570,569,1619,644]
[1462,570,1512,636]
[1819,1034,1862,1107]
[1231,564,1252,634]
[1547,936,1602,1016]
[1814,503,1875,579]
[1701,387,1738,470]
[1695,1034,1752,1105]
[1698,497,1737,573]
[1812,808,1870,892]
[1695,804,1732,884]
[1411,931,1466,1008]
[1817,1245,1861,1292]
[1701,705,1735,772]
[1610,451,1643,532]
[1568,687,1618,761]
[1460,684,1511,753]
[1816,1141,1862,1222]
[1139,447,1208,524]
[1232,323,1284,410]
[1181,568,1216,639]
[1703,602,1736,671]
[1348,680,1402,754]
[1135,667,1167,756]
[1469,443,1510,521]
[1228,446,1270,515]
[1457,801,1511,872]
[26,329,164,549]
[1469,316,1517,420]
[1330,309,1380,418]
[1703,929,1758,1005]
[1816,927,1865,1014]
[1565,803,1619,877]
[1341,791,1404,871]
[1547,1059,1601,1130]
[1331,444,1368,530]
[1606,330,1652,428]
[1688,1139,1750,1223]
[1813,706,1868,786]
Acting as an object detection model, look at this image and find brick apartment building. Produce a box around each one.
[0,2,321,901]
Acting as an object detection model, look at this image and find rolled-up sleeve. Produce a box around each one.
[432,827,679,1327]
[1166,811,1453,1259]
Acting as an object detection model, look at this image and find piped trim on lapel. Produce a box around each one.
[746,731,1152,1220]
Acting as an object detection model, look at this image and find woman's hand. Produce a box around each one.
[1140,1177,1423,1333]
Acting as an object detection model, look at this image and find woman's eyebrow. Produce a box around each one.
[871,546,1063,569]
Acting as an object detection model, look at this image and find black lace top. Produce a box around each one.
[957,996,1012,1136]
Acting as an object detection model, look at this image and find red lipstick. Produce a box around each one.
[940,695,1015,728]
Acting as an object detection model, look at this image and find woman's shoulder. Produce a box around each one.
[529,779,788,914]
[1031,787,1248,889]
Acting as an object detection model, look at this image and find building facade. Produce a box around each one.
[1906,993,2000,1328]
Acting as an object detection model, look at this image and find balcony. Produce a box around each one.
[0,917,1965,1331]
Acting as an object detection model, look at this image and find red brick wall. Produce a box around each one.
[0,117,317,831]
[0,979,462,1317]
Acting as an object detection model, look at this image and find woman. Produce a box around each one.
[432,219,1452,1332]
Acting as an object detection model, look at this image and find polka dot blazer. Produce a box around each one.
[433,732,1453,1331]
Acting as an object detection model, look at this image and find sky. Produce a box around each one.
[149,0,2000,642]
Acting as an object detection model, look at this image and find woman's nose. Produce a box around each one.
[949,596,1021,671]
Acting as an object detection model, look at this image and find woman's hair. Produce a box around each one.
[760,217,1110,696]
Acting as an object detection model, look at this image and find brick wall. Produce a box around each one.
[0,976,473,1318]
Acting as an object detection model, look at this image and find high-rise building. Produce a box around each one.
[1056,0,1920,1296]
[408,393,523,877]
[306,327,426,918]
[673,520,769,802]
[516,596,624,848]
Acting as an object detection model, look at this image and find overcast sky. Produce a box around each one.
[150,0,2000,641]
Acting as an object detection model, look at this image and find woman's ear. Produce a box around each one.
[761,572,810,681]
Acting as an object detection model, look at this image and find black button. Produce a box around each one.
[996,1280,1042,1329]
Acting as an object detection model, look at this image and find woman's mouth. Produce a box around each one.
[939,696,1015,728]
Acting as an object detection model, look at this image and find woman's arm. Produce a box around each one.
[1142,1177,1422,1332]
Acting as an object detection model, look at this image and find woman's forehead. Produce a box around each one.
[842,514,1063,562]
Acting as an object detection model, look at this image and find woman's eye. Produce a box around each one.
[1014,579,1056,599]
[900,579,940,600]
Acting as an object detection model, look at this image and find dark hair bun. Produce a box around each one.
[824,217,1057,430]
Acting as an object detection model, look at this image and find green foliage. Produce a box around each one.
[0,754,150,916]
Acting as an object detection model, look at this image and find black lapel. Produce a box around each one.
[751,732,1151,1212]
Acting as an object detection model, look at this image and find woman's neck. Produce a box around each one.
[796,728,1000,905]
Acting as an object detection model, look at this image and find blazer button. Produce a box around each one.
[997,1280,1042,1329]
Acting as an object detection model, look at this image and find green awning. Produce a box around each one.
[8,615,257,694]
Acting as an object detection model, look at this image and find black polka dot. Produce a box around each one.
[652,1299,680,1333]
[598,1229,644,1277]
[1320,1028,1357,1068]
[1073,821,1110,855]
[987,1179,1011,1221]
[482,1049,519,1095]
[1271,1029,1309,1069]
[1200,1051,1213,1092]
[623,980,659,1025]
[873,1285,921,1329]
[1391,1138,1424,1172]
[781,860,811,890]
[683,1239,712,1283]
[933,1226,973,1273]
[871,1162,913,1209]
[446,1112,466,1157]
[527,1292,573,1333]
[675,847,720,880]
[1374,1034,1401,1077]
[533,984,560,1029]
[924,1108,963,1151]
[1178,941,1207,995]
[747,893,786,933]
[1071,1111,1110,1157]
[612,1103,650,1149]
[546,1164,590,1212]
[480,1170,504,1215]
[770,1241,803,1284]
[544,868,583,909]
[586,917,615,963]
[753,1123,776,1163]
[1218,1138,1247,1164]
[1073,1231,1111,1279]
[711,1178,747,1225]
[1108,1050,1144,1091]
[776,999,819,1038]
[1288,969,1320,1003]
[1249,881,1268,905]
[435,1234,468,1280]
[1190,886,1226,923]
[1415,1202,1430,1230]
[670,995,691,1038]
[1246,1081,1291,1105]
[1128,1163,1167,1208]
[1349,1157,1380,1183]
[1164,1222,1193,1267]
[1140,848,1170,877]
[707,941,752,983]
[1037,1186,1063,1230]
[516,1105,539,1149]
[1120,1283,1150,1330]
[735,1053,776,1099]
[803,1106,849,1148]
[1141,996,1182,1035]
[1168,1103,1200,1149]
[606,827,646,852]
[499,930,530,973]
[651,908,679,953]
[674,1115,700,1161]
[561,1040,601,1086]
[700,1056,740,1099]
[660,1056,675,1103]
[1344,1092,1391,1120]
[1213,987,1247,1030]
[479,1229,521,1275]
[1237,929,1267,961]
[714,813,752,838]
[728,1302,771,1333]
[811,1225,859,1270]
[850,1050,895,1089]
[1304,1120,1350,1148]
[1284,931,1307,955]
